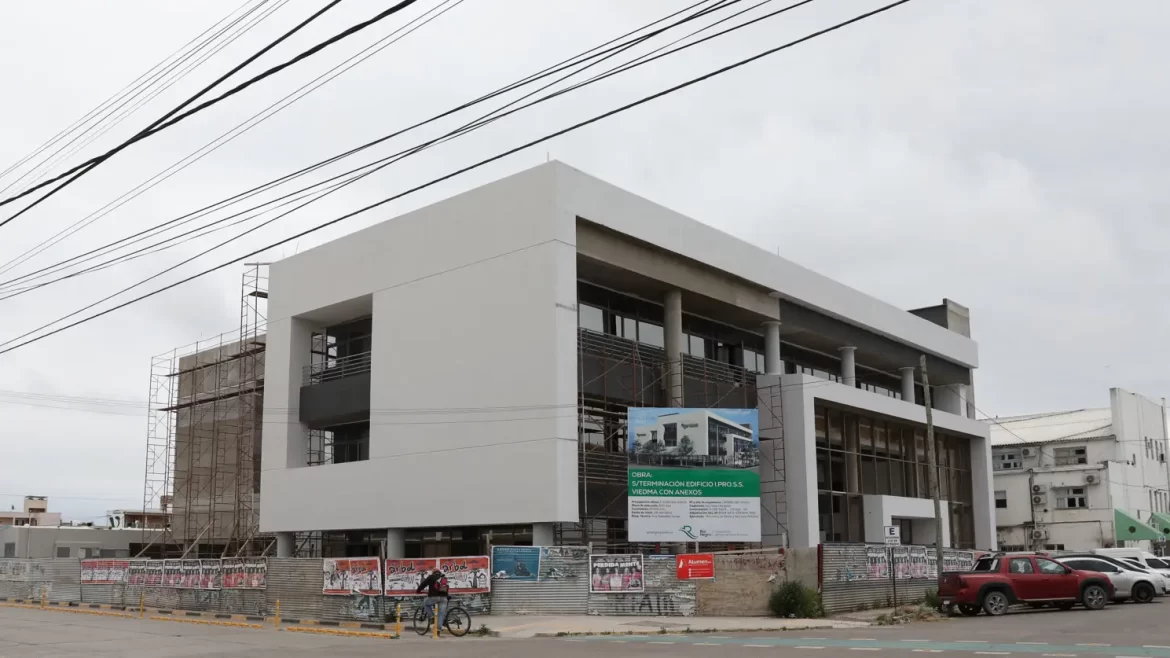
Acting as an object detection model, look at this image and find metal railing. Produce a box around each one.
[577,328,665,366]
[681,353,752,385]
[302,352,372,386]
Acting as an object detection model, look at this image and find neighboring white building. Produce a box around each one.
[260,161,994,556]
[0,526,144,559]
[991,388,1170,552]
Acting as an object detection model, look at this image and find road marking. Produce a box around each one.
[974,653,1011,656]
[709,636,731,639]
[850,649,881,652]
[1041,654,1076,657]
[794,647,824,651]
[958,641,989,644]
[743,645,771,648]
[648,641,676,645]
[1075,644,1109,647]
[912,651,943,654]
[1143,647,1170,650]
[1018,643,1049,646]
[695,643,721,646]
[801,637,828,640]
[903,640,931,642]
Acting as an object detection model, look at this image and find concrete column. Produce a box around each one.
[838,346,857,387]
[532,522,555,547]
[262,317,317,472]
[938,384,969,417]
[900,367,916,404]
[385,529,405,558]
[664,290,684,406]
[781,378,820,548]
[970,435,996,550]
[276,532,295,558]
[763,321,783,375]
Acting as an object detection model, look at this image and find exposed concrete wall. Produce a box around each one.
[695,552,787,617]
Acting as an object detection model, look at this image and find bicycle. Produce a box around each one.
[412,598,472,637]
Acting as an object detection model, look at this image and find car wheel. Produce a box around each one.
[958,604,980,617]
[1055,602,1076,610]
[982,591,1010,616]
[1082,584,1108,610]
[1133,582,1156,603]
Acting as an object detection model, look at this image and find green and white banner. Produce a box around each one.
[627,407,761,542]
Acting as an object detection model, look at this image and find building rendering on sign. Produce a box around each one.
[632,409,754,459]
[991,388,1170,552]
[260,161,994,557]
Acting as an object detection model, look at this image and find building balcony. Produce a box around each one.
[299,352,371,428]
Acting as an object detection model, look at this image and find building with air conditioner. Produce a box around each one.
[991,388,1170,552]
[260,161,995,557]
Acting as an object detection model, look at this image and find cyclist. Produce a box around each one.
[416,568,450,632]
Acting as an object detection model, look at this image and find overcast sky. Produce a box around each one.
[1,0,1166,522]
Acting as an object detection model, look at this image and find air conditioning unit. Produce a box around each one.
[1022,447,1037,457]
[1032,528,1048,540]
[1032,495,1046,506]
[1085,474,1099,485]
[1032,484,1047,494]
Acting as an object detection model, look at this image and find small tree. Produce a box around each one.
[678,436,695,458]
[643,439,663,465]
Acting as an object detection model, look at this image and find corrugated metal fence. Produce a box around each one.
[492,547,590,616]
[0,559,80,603]
[587,554,696,617]
[820,543,976,614]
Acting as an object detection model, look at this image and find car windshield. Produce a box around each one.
[973,558,999,572]
[1145,558,1170,569]
[1122,558,1151,572]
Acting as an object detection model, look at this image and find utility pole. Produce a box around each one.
[921,355,945,582]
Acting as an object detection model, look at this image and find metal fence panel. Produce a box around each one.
[491,547,589,616]
[266,558,321,622]
[587,554,696,616]
[820,543,975,614]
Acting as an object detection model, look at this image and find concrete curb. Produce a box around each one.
[531,624,871,638]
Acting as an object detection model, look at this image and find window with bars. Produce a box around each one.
[995,491,1008,509]
[1053,447,1088,466]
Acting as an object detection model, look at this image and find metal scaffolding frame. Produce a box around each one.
[140,265,268,557]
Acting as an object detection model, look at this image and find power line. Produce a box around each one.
[0,0,725,295]
[0,0,421,230]
[0,0,462,282]
[0,0,778,301]
[0,0,913,356]
[0,0,271,190]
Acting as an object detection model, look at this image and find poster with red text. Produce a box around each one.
[383,559,436,596]
[323,557,381,596]
[438,556,491,594]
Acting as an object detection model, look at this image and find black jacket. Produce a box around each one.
[416,572,447,597]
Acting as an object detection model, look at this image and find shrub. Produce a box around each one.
[923,589,941,611]
[768,581,825,618]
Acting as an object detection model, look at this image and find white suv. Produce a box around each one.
[1056,555,1162,603]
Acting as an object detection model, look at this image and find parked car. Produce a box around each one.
[938,552,1114,616]
[1053,554,1162,603]
[1090,548,1170,586]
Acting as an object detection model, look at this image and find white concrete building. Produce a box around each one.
[260,161,993,557]
[0,526,141,559]
[991,388,1170,552]
[0,496,61,528]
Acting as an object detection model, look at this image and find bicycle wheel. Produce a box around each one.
[444,606,471,637]
[412,606,431,635]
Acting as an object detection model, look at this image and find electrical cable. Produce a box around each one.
[0,0,765,305]
[0,0,269,188]
[0,0,774,299]
[0,0,915,356]
[0,0,285,201]
[0,0,403,230]
[0,0,731,296]
[0,0,459,282]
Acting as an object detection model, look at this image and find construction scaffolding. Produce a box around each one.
[140,265,269,558]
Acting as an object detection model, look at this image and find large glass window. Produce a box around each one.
[815,404,976,548]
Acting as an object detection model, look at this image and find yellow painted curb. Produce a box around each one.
[0,602,134,618]
[149,616,264,629]
[281,626,396,639]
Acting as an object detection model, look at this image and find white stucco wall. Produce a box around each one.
[261,165,580,532]
[862,494,951,547]
[779,374,994,550]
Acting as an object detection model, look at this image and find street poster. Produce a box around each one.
[146,561,164,587]
[221,558,245,589]
[627,407,761,542]
[199,559,222,590]
[439,556,491,594]
[179,560,201,588]
[243,559,268,589]
[676,553,716,580]
[323,557,381,596]
[162,560,181,587]
[589,554,645,593]
[128,561,148,586]
[491,546,540,582]
[383,559,434,596]
[81,559,130,585]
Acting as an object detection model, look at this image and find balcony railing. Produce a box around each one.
[302,351,372,386]
[681,353,752,385]
[577,328,665,366]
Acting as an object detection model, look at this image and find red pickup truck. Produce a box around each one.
[938,552,1113,616]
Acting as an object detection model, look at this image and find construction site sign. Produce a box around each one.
[627,407,762,543]
[323,557,381,596]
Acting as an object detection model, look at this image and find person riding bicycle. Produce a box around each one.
[416,568,449,631]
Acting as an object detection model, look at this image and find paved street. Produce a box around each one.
[1,602,1167,657]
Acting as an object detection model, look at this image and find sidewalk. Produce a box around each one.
[481,614,870,638]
